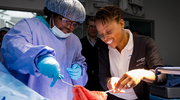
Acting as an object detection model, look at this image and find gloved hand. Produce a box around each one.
[66,64,82,80]
[38,55,64,87]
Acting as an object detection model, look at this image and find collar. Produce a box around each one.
[36,16,50,28]
[87,35,97,43]
[123,29,133,50]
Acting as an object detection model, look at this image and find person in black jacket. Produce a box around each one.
[80,17,104,91]
[94,5,167,100]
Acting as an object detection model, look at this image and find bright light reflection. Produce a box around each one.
[0,9,36,18]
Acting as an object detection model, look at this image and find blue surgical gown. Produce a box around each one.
[1,17,88,100]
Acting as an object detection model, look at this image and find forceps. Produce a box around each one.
[59,76,75,87]
[104,89,113,93]
[105,89,125,93]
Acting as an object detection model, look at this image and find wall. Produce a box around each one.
[144,0,180,66]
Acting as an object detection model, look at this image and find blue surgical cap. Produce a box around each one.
[46,0,86,24]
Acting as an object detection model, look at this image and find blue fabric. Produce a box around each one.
[1,18,88,100]
[38,55,64,87]
[165,74,180,87]
[66,63,82,80]
[0,62,49,100]
[1,97,5,100]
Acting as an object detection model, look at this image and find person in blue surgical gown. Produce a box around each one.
[1,0,88,100]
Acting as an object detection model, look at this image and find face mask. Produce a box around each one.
[50,17,71,38]
[51,25,71,38]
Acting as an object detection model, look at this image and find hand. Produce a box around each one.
[115,69,155,91]
[107,77,125,93]
[38,56,64,87]
[66,64,82,80]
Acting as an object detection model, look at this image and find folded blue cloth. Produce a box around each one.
[0,62,49,100]
[166,74,180,87]
[1,97,5,100]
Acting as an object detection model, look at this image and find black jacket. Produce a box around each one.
[80,36,104,91]
[98,34,167,100]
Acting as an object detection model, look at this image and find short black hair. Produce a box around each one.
[94,5,123,25]
[86,17,95,26]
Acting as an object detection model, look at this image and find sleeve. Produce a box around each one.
[1,19,55,76]
[71,37,88,86]
[98,42,111,90]
[145,37,167,85]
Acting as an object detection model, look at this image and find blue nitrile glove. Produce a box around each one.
[66,64,82,80]
[38,55,64,87]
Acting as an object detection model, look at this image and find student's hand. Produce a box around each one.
[107,77,125,93]
[66,64,82,80]
[115,69,156,91]
[38,56,64,87]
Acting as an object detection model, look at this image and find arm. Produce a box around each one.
[145,37,167,85]
[98,42,111,90]
[1,19,55,76]
[115,36,167,91]
[71,37,88,86]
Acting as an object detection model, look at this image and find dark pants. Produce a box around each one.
[107,93,125,100]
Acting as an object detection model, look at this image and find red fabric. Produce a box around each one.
[72,85,107,100]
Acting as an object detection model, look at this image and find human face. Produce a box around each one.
[52,15,79,33]
[86,21,98,38]
[96,19,126,49]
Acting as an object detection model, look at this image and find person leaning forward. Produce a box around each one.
[94,5,167,100]
[1,0,88,100]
